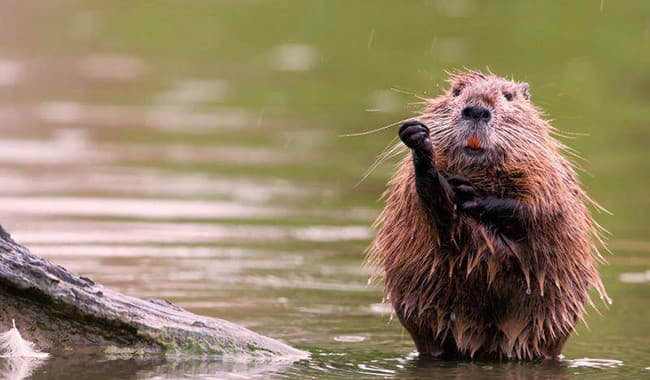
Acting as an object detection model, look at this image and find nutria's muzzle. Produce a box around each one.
[461,106,491,122]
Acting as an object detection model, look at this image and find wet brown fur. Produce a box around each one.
[367,70,609,360]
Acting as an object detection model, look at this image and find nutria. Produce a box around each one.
[367,70,609,360]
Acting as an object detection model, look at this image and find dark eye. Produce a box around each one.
[503,92,513,101]
[452,87,462,97]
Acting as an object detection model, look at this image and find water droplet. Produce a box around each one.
[526,288,532,295]
[599,295,613,305]
[450,312,456,321]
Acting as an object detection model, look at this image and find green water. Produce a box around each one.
[0,1,648,379]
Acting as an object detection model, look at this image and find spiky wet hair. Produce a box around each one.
[367,70,609,360]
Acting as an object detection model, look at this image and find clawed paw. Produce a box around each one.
[448,175,476,201]
[399,120,432,153]
[457,199,484,215]
[447,175,484,215]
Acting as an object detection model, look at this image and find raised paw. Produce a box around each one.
[399,120,432,154]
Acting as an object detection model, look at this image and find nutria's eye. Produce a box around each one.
[503,92,513,102]
[452,87,462,97]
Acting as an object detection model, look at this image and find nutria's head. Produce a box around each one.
[424,71,548,168]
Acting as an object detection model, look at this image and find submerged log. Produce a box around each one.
[0,225,306,360]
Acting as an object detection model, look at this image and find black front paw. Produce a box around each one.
[448,175,478,203]
[457,199,485,217]
[447,175,485,216]
[399,120,432,154]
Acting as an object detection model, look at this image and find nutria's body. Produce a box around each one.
[368,71,608,360]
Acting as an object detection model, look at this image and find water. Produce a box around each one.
[0,0,649,379]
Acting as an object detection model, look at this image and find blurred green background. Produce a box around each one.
[0,1,648,379]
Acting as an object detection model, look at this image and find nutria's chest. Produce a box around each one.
[388,235,529,317]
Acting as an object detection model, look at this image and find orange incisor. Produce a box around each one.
[468,133,481,150]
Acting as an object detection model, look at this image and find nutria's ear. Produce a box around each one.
[520,82,530,100]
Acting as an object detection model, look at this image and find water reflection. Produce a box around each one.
[405,358,570,380]
[10,221,371,245]
[0,167,306,202]
[18,352,637,380]
[281,351,580,380]
[0,59,24,87]
[78,54,144,82]
[27,355,305,380]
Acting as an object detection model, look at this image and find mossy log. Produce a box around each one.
[0,225,306,360]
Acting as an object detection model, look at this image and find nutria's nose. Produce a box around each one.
[461,106,491,122]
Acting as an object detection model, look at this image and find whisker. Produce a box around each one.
[338,119,405,137]
[390,87,430,102]
[355,138,404,188]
